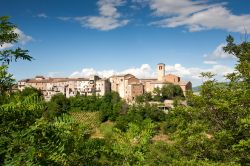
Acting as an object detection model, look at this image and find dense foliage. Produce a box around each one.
[136,84,184,103]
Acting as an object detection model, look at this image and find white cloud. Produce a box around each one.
[166,63,233,80]
[148,0,250,33]
[47,71,66,77]
[0,43,13,50]
[14,28,33,45]
[37,13,48,18]
[70,63,234,86]
[204,43,235,61]
[70,64,155,79]
[61,0,129,31]
[150,0,217,17]
[75,16,129,31]
[203,61,218,65]
[97,0,124,18]
[0,28,33,50]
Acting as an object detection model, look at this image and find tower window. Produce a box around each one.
[159,66,162,70]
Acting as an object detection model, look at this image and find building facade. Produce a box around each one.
[18,63,192,101]
[18,76,111,100]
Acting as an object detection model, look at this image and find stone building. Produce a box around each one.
[108,63,191,102]
[139,63,192,96]
[109,74,144,102]
[96,79,111,96]
[18,63,192,101]
[18,75,111,100]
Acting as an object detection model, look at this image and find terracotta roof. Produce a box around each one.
[18,77,88,83]
[139,78,157,82]
[178,81,191,86]
[150,81,173,84]
[19,79,30,82]
[35,75,45,78]
[110,74,135,78]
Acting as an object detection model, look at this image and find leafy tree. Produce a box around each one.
[153,87,162,101]
[115,104,166,131]
[0,16,33,97]
[152,84,184,101]
[45,93,70,120]
[0,16,32,64]
[0,94,45,163]
[69,95,102,112]
[19,87,43,98]
[99,92,126,122]
[3,115,100,165]
[161,84,184,100]
[162,35,250,164]
[135,92,152,103]
[0,65,14,100]
[102,119,156,165]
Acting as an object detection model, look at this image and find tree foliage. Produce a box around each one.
[152,84,184,102]
[0,16,32,65]
[161,35,250,165]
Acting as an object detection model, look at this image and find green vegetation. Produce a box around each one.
[136,84,184,103]
[0,16,249,165]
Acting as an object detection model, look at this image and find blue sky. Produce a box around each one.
[1,0,250,85]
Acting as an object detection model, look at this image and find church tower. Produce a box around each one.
[157,63,165,81]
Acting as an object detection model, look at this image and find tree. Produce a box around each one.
[99,92,126,122]
[0,65,14,97]
[0,16,33,96]
[19,87,43,98]
[153,87,162,101]
[152,84,184,101]
[165,35,250,164]
[45,93,70,120]
[2,115,100,165]
[161,84,184,100]
[135,92,152,103]
[0,16,32,64]
[224,35,250,81]
[103,119,156,165]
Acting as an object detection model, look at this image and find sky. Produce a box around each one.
[1,0,250,86]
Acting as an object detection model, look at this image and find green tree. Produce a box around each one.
[0,65,14,98]
[0,16,32,96]
[45,93,70,120]
[103,119,156,165]
[164,35,250,164]
[0,16,32,64]
[161,84,184,100]
[19,87,42,98]
[153,84,184,101]
[3,115,99,165]
[153,87,162,101]
[135,92,152,103]
[99,92,126,122]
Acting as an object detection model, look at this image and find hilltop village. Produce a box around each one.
[18,63,192,101]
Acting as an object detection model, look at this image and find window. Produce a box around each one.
[159,66,162,70]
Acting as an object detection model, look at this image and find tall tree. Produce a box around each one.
[0,16,33,95]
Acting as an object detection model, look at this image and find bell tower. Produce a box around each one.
[157,63,165,81]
